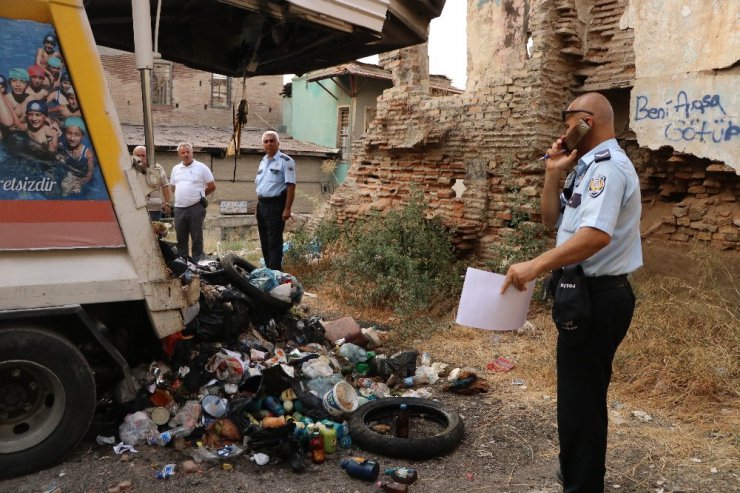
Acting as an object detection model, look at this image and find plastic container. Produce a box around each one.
[322,381,359,417]
[384,467,418,485]
[263,395,286,416]
[341,457,380,481]
[309,429,325,464]
[321,422,337,454]
[336,420,352,448]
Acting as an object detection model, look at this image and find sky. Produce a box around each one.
[284,2,468,89]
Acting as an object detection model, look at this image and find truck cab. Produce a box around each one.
[0,0,443,477]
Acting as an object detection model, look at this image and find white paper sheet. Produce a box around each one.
[455,267,536,331]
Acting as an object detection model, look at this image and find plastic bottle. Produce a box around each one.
[321,422,337,454]
[263,395,285,416]
[147,430,173,446]
[384,467,418,485]
[309,429,325,464]
[340,457,380,481]
[147,425,192,446]
[395,404,409,438]
[262,415,287,428]
[336,421,352,448]
[375,481,408,492]
[339,343,368,365]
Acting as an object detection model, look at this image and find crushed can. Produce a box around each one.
[156,463,176,480]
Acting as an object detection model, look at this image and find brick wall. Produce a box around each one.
[329,0,739,253]
[99,48,283,129]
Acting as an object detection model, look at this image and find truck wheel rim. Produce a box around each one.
[0,360,66,453]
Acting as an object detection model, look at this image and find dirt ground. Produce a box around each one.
[1,244,738,493]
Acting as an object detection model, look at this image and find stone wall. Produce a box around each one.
[329,0,739,253]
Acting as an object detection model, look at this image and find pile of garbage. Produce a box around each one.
[105,248,471,485]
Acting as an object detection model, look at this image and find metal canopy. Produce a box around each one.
[84,0,445,77]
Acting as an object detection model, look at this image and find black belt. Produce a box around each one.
[258,193,285,203]
[585,274,628,292]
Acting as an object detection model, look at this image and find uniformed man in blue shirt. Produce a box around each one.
[502,92,642,493]
[255,130,296,271]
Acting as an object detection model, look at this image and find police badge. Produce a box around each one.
[588,175,606,198]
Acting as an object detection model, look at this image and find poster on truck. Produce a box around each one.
[0,17,124,250]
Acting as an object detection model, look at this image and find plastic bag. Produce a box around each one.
[119,411,157,445]
[301,356,335,379]
[369,350,418,379]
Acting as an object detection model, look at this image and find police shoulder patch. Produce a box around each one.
[588,175,606,198]
[594,149,611,163]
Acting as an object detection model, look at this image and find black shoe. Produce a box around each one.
[556,468,564,485]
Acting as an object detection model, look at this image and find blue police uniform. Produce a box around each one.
[255,150,296,270]
[256,151,296,198]
[554,138,642,493]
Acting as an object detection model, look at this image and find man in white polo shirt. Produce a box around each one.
[169,142,215,261]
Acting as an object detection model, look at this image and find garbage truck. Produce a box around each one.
[0,0,444,477]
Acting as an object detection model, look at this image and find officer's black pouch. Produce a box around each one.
[199,195,209,208]
[551,265,591,346]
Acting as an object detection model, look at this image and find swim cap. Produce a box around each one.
[64,116,86,133]
[8,68,30,82]
[44,33,57,45]
[60,72,70,82]
[65,87,76,97]
[26,100,48,115]
[47,57,62,68]
[27,65,45,77]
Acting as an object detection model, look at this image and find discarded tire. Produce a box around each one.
[0,327,96,478]
[221,254,292,313]
[348,397,464,459]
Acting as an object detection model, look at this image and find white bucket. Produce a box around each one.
[322,381,359,417]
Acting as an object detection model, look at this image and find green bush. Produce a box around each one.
[334,189,462,315]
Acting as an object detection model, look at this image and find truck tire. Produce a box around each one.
[0,327,96,478]
[348,397,464,459]
[221,254,293,313]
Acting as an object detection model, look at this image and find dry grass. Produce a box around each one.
[301,242,739,474]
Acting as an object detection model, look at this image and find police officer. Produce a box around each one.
[501,92,642,492]
[255,130,296,271]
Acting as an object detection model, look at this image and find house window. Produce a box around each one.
[151,61,172,105]
[211,73,231,108]
[364,106,376,132]
[336,106,350,160]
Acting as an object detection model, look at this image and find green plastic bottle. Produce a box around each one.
[321,422,337,454]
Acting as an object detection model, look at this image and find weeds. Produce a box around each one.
[332,189,463,317]
[486,187,550,273]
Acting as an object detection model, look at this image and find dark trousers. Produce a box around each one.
[256,195,286,271]
[557,281,635,493]
[174,203,206,261]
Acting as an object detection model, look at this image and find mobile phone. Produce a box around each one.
[563,119,591,151]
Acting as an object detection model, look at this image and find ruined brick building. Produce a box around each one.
[329,0,739,256]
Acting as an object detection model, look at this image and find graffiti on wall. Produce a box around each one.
[631,76,738,170]
[634,90,738,144]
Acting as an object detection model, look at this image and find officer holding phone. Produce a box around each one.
[501,92,642,492]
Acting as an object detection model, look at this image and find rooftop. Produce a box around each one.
[121,124,338,156]
[304,61,464,94]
